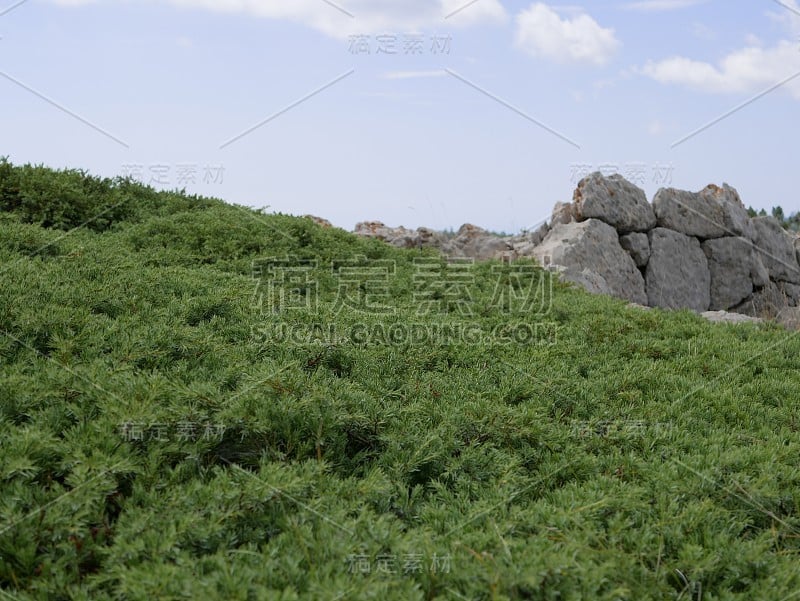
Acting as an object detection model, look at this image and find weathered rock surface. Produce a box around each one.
[551,202,575,226]
[701,311,763,325]
[507,223,551,257]
[441,224,513,260]
[702,237,764,310]
[619,232,650,267]
[304,215,333,228]
[653,188,728,239]
[699,184,753,238]
[353,221,440,249]
[533,219,646,305]
[550,265,613,297]
[778,281,800,306]
[750,217,800,284]
[573,172,655,233]
[732,281,787,318]
[348,175,798,326]
[646,228,710,311]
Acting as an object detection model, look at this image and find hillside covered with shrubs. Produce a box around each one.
[1,159,800,600]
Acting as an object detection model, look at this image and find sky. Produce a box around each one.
[2,0,799,233]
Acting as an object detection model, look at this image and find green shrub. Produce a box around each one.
[1,159,800,599]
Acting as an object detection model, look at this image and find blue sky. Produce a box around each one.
[2,0,799,232]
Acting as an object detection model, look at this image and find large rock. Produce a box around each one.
[572,172,655,233]
[732,281,787,318]
[619,232,650,267]
[778,282,800,307]
[702,237,767,310]
[304,214,333,228]
[441,223,513,260]
[533,219,646,304]
[750,217,800,284]
[699,184,753,239]
[550,265,613,297]
[653,184,752,239]
[646,228,710,311]
[509,222,550,257]
[353,221,452,251]
[702,311,764,325]
[551,202,575,226]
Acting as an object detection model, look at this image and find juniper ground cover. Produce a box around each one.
[1,159,799,600]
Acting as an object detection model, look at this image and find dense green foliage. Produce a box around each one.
[2,160,800,600]
[747,204,800,232]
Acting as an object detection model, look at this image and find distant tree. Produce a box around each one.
[759,208,767,217]
[772,206,785,222]
[786,212,800,233]
[747,206,758,218]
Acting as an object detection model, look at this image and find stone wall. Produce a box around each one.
[350,172,800,321]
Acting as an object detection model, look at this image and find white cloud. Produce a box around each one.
[639,40,800,98]
[768,0,800,37]
[53,0,507,37]
[514,3,620,66]
[640,1,800,99]
[622,0,707,11]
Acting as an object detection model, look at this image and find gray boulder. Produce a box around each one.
[702,311,764,325]
[550,265,614,297]
[732,281,787,318]
[572,172,656,233]
[778,282,800,307]
[702,237,766,310]
[619,232,650,267]
[699,184,753,238]
[551,202,575,226]
[646,228,710,311]
[653,184,752,239]
[533,219,646,304]
[509,222,550,257]
[750,217,800,284]
[653,188,725,239]
[353,221,445,249]
[441,223,513,260]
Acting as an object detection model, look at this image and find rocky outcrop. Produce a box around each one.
[619,232,650,268]
[750,217,800,284]
[573,172,655,233]
[702,237,767,311]
[304,215,333,228]
[350,172,800,324]
[646,228,710,311]
[532,219,647,305]
[701,311,764,325]
[653,188,721,239]
[551,202,575,226]
[353,221,446,250]
[441,224,513,260]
